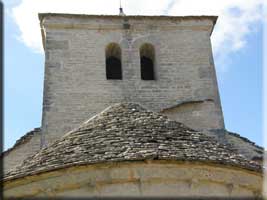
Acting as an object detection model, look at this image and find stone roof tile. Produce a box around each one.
[4,103,262,181]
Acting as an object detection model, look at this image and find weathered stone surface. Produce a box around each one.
[39,14,225,146]
[2,128,41,174]
[4,103,261,181]
[3,13,265,199]
[46,40,69,50]
[4,161,263,198]
[204,129,264,162]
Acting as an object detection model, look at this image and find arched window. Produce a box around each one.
[105,43,122,80]
[140,43,155,80]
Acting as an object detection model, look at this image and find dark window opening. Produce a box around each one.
[106,56,122,79]
[140,43,155,80]
[105,43,122,80]
[141,56,154,80]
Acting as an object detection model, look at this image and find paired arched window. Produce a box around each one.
[140,43,155,80]
[105,43,122,80]
[105,43,155,80]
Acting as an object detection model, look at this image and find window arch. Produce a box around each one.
[105,43,122,80]
[140,43,155,80]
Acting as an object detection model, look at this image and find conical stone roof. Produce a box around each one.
[5,103,261,180]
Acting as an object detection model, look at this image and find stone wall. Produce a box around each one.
[4,161,263,198]
[40,15,224,145]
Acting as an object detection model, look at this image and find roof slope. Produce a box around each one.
[3,128,41,156]
[5,103,261,180]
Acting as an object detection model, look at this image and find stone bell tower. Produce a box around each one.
[39,13,224,146]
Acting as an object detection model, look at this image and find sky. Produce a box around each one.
[3,0,264,150]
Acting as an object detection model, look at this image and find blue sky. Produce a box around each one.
[4,4,44,150]
[4,0,264,150]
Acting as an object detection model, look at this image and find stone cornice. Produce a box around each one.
[38,13,217,23]
[38,13,217,50]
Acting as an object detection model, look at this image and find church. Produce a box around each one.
[3,7,264,198]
